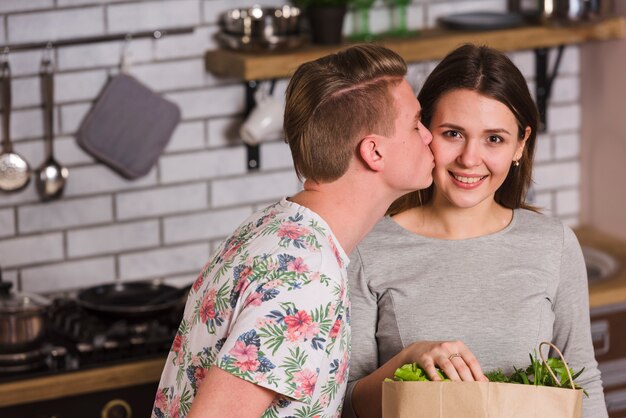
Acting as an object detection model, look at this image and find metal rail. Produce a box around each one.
[1,26,196,53]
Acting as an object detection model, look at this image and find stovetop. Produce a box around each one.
[0,297,182,384]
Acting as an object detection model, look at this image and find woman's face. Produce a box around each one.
[428,89,529,210]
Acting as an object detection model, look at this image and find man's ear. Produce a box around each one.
[358,135,384,172]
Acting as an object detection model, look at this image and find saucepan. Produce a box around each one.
[550,0,614,22]
[510,0,614,23]
[76,280,191,319]
[0,266,51,353]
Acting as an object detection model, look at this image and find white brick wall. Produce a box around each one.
[0,0,585,293]
[55,70,108,103]
[0,233,63,268]
[211,171,301,207]
[57,39,153,70]
[159,147,246,183]
[127,59,207,92]
[107,0,200,34]
[119,243,209,281]
[165,121,206,152]
[63,165,157,196]
[8,7,104,44]
[67,220,160,257]
[163,206,252,244]
[0,209,15,238]
[116,183,208,220]
[18,196,113,233]
[0,0,53,13]
[21,257,115,292]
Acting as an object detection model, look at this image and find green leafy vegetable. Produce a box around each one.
[505,351,588,396]
[389,350,587,397]
[389,363,449,382]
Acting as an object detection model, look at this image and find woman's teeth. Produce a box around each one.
[453,174,484,184]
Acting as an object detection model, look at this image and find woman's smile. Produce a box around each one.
[449,171,488,189]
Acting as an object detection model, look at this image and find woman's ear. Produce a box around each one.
[358,135,384,172]
[514,126,531,161]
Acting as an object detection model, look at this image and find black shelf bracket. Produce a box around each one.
[245,80,260,170]
[534,45,565,132]
[244,79,278,171]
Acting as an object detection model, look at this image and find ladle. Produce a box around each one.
[0,58,31,193]
[35,55,68,201]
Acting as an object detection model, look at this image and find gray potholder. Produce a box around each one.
[77,73,181,179]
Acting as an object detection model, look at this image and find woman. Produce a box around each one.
[342,44,607,418]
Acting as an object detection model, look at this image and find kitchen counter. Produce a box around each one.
[575,226,626,309]
[0,357,165,408]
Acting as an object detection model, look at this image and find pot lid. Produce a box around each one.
[0,281,50,313]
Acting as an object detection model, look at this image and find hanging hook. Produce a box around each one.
[119,33,132,72]
[41,42,54,75]
[42,42,53,63]
[1,47,9,64]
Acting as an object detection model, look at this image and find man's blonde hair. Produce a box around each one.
[284,44,407,182]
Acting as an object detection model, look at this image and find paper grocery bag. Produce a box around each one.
[382,381,583,418]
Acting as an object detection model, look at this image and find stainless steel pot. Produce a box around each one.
[0,273,50,353]
[509,0,614,23]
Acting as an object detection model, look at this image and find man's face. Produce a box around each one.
[382,79,435,193]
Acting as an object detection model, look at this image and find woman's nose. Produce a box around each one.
[457,141,481,167]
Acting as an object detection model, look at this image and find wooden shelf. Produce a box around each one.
[205,16,625,81]
[0,357,166,408]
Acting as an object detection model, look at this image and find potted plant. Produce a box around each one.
[292,0,352,45]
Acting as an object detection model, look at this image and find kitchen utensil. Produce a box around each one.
[76,281,190,319]
[0,59,31,193]
[508,0,614,23]
[76,72,181,179]
[220,5,301,37]
[217,5,304,51]
[0,266,51,354]
[35,56,68,201]
[240,86,285,145]
[215,31,305,52]
[439,11,524,30]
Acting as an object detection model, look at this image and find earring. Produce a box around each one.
[513,160,520,167]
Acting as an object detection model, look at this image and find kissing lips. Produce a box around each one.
[449,171,487,189]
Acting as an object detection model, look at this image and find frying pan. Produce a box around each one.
[0,59,31,192]
[76,281,191,319]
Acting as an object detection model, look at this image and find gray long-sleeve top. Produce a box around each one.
[343,209,607,418]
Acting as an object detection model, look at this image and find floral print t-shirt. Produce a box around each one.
[152,198,351,418]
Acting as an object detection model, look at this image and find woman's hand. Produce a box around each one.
[349,340,488,418]
[400,340,489,382]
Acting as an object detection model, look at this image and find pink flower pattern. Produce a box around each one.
[151,199,350,418]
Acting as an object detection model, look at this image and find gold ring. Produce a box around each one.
[448,353,461,361]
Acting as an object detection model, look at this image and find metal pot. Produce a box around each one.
[76,280,190,320]
[509,0,614,23]
[0,275,50,354]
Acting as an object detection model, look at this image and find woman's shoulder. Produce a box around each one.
[513,208,578,248]
[514,208,566,232]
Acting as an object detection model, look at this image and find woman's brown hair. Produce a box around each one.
[388,44,539,215]
[284,44,407,183]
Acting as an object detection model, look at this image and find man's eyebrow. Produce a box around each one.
[413,110,422,123]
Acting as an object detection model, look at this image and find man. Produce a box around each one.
[152,44,434,418]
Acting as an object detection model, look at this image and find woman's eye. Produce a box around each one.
[487,135,503,144]
[443,130,462,139]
